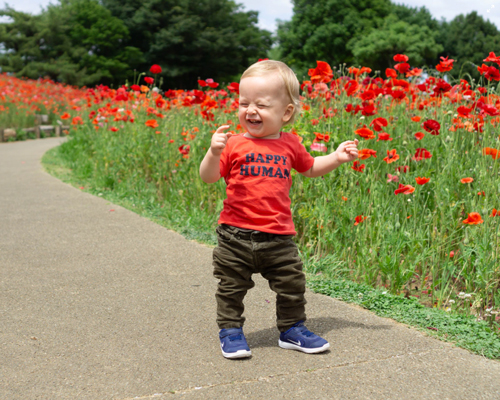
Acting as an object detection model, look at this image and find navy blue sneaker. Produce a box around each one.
[279,321,330,353]
[219,327,252,359]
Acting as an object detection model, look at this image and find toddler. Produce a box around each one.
[199,60,358,359]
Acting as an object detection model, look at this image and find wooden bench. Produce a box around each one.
[0,114,70,142]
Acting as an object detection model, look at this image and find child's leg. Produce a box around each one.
[258,236,307,332]
[213,225,255,329]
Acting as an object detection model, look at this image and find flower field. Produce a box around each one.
[0,74,87,139]
[3,55,500,328]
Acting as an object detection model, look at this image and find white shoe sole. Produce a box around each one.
[279,340,330,354]
[221,347,252,359]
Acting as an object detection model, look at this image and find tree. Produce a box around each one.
[437,12,500,80]
[350,14,443,73]
[101,0,273,88]
[391,3,441,32]
[276,0,392,78]
[0,0,143,86]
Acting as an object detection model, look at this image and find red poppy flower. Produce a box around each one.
[355,127,375,139]
[130,84,141,92]
[354,215,368,225]
[416,84,427,92]
[60,112,70,120]
[393,54,409,63]
[145,119,159,128]
[394,184,415,195]
[477,191,485,196]
[351,161,365,172]
[415,177,430,185]
[358,149,377,159]
[482,147,499,159]
[205,78,219,88]
[460,177,473,184]
[477,64,500,81]
[383,149,399,164]
[178,144,190,155]
[361,104,377,116]
[413,148,432,161]
[308,61,333,84]
[385,68,397,78]
[360,90,376,101]
[411,116,421,122]
[395,165,409,173]
[198,79,219,88]
[463,212,483,225]
[144,77,154,85]
[370,117,388,132]
[491,209,499,217]
[377,132,393,141]
[436,56,454,73]
[150,64,162,74]
[227,82,239,94]
[457,106,473,117]
[422,119,440,135]
[484,52,500,63]
[394,63,410,74]
[109,127,119,132]
[407,68,422,77]
[414,132,425,140]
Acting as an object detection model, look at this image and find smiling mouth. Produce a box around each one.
[247,119,262,126]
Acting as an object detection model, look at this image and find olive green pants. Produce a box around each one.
[213,224,307,332]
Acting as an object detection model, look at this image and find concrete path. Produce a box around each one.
[1,137,499,400]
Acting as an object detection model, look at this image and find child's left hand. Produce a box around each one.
[334,139,359,163]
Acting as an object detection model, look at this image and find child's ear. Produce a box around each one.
[282,104,294,123]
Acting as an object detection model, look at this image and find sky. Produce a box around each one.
[4,0,500,31]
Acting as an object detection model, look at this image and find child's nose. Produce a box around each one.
[246,105,257,114]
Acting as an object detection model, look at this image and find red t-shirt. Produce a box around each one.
[218,131,315,235]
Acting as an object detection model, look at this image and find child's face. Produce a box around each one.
[238,73,294,139]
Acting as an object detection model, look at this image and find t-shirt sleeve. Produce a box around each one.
[291,135,315,173]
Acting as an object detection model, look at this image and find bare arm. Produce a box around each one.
[301,139,359,178]
[199,125,232,183]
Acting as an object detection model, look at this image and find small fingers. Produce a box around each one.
[215,125,230,134]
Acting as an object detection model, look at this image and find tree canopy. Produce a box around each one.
[351,14,442,73]
[277,0,392,78]
[100,0,273,88]
[0,0,142,86]
[0,0,272,88]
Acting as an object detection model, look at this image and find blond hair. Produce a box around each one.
[241,60,300,126]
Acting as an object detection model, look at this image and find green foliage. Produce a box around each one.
[391,3,440,32]
[350,14,443,72]
[277,0,392,77]
[437,12,500,80]
[100,0,273,88]
[0,0,143,86]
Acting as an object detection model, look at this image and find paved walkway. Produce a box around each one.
[1,137,499,400]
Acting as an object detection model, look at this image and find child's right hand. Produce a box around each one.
[211,125,233,156]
